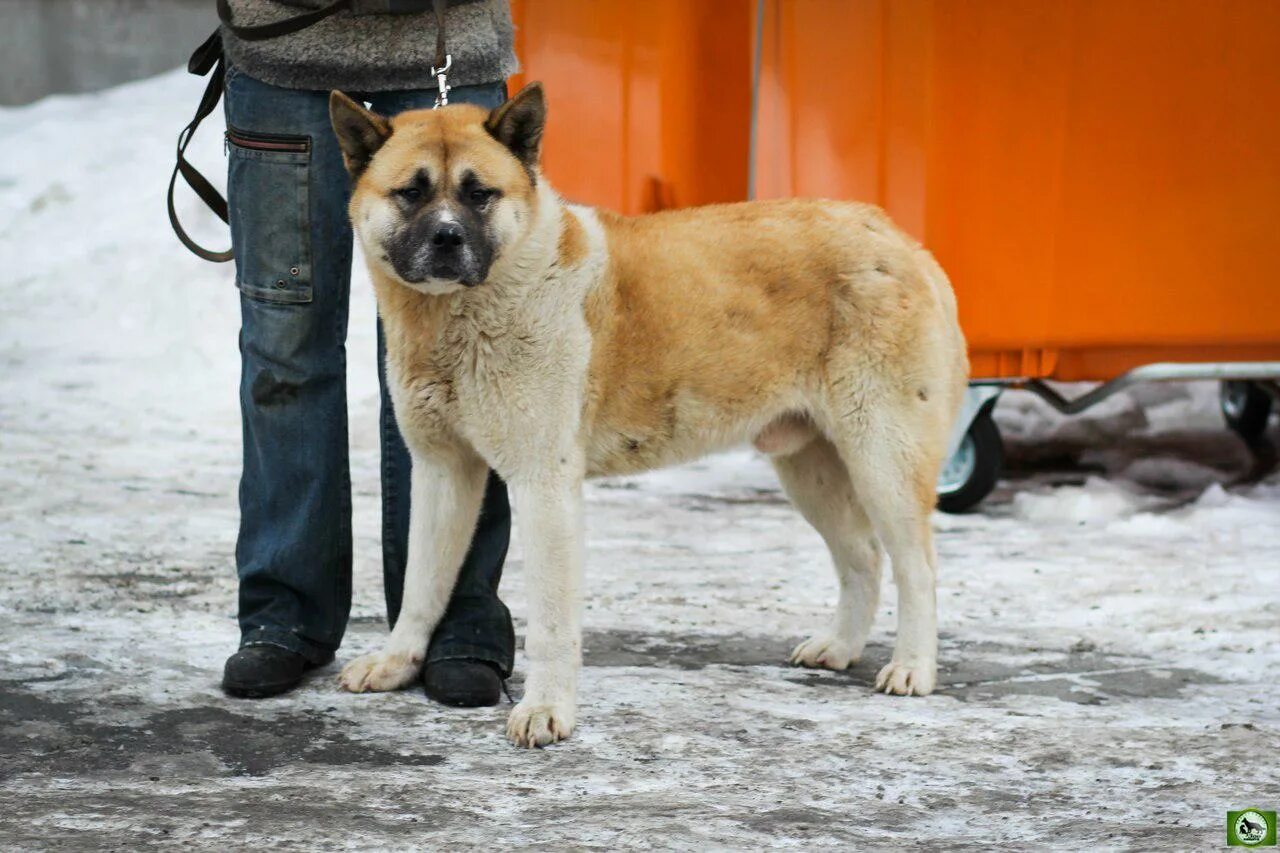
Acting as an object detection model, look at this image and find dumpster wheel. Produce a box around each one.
[937,406,1003,514]
[1220,380,1273,440]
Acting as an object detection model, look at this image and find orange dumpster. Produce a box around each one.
[509,0,1280,508]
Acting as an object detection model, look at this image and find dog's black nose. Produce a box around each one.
[431,222,465,250]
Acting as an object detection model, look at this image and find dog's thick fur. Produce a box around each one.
[330,84,968,746]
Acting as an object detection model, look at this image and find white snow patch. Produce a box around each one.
[1012,477,1148,524]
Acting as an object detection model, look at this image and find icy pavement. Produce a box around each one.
[2,71,1279,850]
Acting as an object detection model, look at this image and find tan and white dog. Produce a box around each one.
[329,83,968,747]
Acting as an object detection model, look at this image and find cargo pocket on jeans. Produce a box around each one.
[226,126,313,304]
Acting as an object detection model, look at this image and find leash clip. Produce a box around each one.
[432,54,452,108]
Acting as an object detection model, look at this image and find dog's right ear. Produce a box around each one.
[330,91,391,178]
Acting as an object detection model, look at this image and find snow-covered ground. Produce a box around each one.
[2,70,1278,850]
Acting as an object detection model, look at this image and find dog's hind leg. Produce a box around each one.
[771,437,882,671]
[829,412,942,696]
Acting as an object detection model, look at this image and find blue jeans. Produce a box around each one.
[223,66,515,675]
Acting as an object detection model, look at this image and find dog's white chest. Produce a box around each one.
[393,307,589,470]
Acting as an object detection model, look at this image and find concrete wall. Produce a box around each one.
[0,0,215,105]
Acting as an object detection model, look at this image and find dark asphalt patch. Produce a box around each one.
[0,681,445,780]
[580,629,1221,704]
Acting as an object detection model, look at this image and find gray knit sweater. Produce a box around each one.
[220,0,517,92]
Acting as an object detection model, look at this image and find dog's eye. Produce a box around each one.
[397,187,422,202]
[468,188,496,204]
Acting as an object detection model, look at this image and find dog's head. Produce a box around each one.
[329,83,546,294]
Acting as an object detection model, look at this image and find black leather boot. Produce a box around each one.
[222,645,324,698]
[422,659,504,707]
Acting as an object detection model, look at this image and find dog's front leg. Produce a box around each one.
[339,446,488,693]
[505,467,585,747]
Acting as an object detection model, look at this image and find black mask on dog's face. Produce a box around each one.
[382,169,498,287]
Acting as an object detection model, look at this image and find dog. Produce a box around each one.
[329,83,968,747]
[1239,817,1265,838]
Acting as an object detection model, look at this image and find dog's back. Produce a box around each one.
[581,198,967,479]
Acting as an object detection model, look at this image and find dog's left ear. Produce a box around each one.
[485,82,546,173]
[330,90,391,178]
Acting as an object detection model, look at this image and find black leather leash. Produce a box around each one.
[216,0,352,41]
[214,0,450,41]
[168,29,234,262]
[170,0,452,262]
[430,0,452,105]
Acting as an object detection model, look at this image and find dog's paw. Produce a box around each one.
[337,650,423,693]
[506,700,575,748]
[875,658,936,696]
[789,635,858,670]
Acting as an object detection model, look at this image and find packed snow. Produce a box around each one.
[1,69,1277,849]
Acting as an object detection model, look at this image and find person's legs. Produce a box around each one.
[224,66,357,672]
[370,82,515,682]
